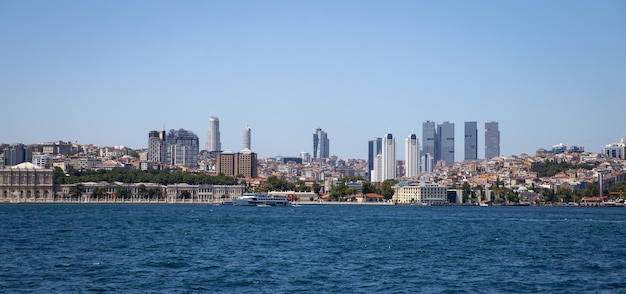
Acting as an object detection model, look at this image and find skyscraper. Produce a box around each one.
[206,116,221,152]
[485,121,500,159]
[422,121,438,170]
[464,121,478,161]
[313,128,329,159]
[243,125,251,150]
[439,121,455,167]
[147,130,166,163]
[368,137,382,182]
[405,134,419,178]
[381,133,396,180]
[166,128,199,168]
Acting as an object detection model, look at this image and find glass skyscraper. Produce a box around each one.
[464,121,478,161]
[313,128,329,159]
[439,122,455,167]
[485,121,500,159]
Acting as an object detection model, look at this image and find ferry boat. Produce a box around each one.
[232,193,292,206]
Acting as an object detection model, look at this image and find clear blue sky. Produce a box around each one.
[1,1,625,160]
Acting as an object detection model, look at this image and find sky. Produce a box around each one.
[1,0,625,160]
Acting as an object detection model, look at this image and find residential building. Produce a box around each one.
[405,134,419,177]
[313,128,329,159]
[207,116,221,152]
[604,138,626,159]
[32,154,52,168]
[381,133,396,180]
[216,149,258,178]
[485,121,500,158]
[166,128,199,168]
[42,141,72,155]
[3,144,32,166]
[147,130,167,163]
[465,121,478,161]
[439,121,455,166]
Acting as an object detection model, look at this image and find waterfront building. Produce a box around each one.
[368,137,382,182]
[464,121,478,161]
[604,138,626,159]
[313,128,330,159]
[147,130,166,163]
[166,129,199,168]
[0,162,54,202]
[405,134,420,177]
[485,121,500,159]
[439,121,455,166]
[392,181,448,205]
[381,133,396,180]
[243,125,251,150]
[207,116,221,152]
[422,121,438,171]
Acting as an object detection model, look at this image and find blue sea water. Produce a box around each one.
[1,204,625,293]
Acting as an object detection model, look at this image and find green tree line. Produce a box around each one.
[54,167,238,186]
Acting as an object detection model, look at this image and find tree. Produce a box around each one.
[180,190,191,200]
[91,187,106,200]
[381,179,398,200]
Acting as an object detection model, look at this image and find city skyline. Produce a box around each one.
[1,1,624,160]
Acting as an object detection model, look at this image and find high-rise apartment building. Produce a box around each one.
[439,122,455,167]
[422,121,438,171]
[313,128,329,159]
[166,129,199,168]
[381,133,396,181]
[464,121,478,161]
[243,125,251,150]
[368,137,382,182]
[147,130,166,163]
[485,121,500,159]
[405,134,419,178]
[206,116,221,152]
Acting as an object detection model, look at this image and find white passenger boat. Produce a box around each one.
[232,193,292,206]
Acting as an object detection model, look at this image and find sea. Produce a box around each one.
[1,204,625,293]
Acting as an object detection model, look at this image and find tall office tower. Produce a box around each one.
[405,134,420,177]
[381,133,396,180]
[313,128,329,159]
[368,137,383,182]
[206,116,221,152]
[243,125,251,150]
[439,121,455,166]
[422,121,438,167]
[464,121,478,161]
[147,130,167,163]
[166,128,199,168]
[485,121,500,159]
